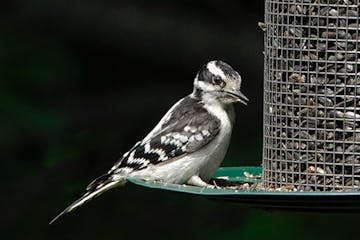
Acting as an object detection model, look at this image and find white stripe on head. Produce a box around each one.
[193,78,217,91]
[207,61,226,79]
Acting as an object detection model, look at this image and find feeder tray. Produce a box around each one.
[129,167,360,212]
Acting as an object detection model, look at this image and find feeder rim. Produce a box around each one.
[128,166,360,197]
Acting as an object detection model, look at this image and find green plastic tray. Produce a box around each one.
[129,167,360,212]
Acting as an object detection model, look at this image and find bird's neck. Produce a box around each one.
[190,89,233,111]
[190,90,234,122]
[202,94,235,126]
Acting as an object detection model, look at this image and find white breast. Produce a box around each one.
[198,102,234,181]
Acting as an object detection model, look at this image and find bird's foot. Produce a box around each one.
[187,175,213,188]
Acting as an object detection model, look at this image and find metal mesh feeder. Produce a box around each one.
[263,0,360,191]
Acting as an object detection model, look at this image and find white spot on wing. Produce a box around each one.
[169,139,182,147]
[147,147,168,161]
[190,126,197,133]
[195,134,203,141]
[114,166,135,174]
[128,157,149,165]
[128,151,135,162]
[144,143,151,152]
[178,135,188,143]
[202,130,210,136]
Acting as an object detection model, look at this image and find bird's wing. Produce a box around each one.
[110,96,221,173]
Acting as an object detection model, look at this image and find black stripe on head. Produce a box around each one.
[215,61,235,76]
[197,64,215,83]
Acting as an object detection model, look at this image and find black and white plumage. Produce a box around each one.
[50,60,248,224]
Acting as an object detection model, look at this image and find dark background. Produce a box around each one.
[2,0,359,239]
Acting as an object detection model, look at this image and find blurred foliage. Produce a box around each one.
[2,0,359,240]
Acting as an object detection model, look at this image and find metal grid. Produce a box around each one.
[263,0,360,191]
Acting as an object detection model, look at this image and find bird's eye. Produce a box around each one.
[213,76,226,88]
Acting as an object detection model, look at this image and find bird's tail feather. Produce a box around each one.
[49,173,126,224]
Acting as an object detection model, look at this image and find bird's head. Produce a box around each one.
[193,60,248,105]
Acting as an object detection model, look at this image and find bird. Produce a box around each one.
[50,60,248,224]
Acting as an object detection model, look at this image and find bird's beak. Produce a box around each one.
[225,89,249,105]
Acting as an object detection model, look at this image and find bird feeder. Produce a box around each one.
[263,0,360,191]
[129,0,360,210]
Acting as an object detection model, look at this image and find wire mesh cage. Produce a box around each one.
[263,0,360,191]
